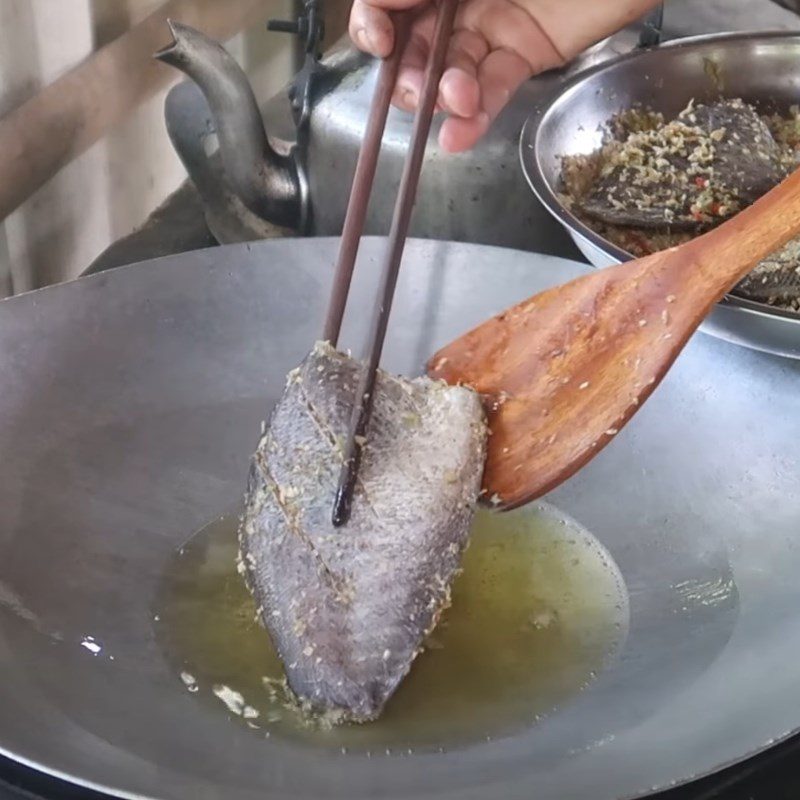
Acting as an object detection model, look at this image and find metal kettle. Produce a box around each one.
[155,4,663,254]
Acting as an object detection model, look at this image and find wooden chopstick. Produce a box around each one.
[322,14,411,346]
[331,0,460,527]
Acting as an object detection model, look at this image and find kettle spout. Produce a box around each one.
[155,20,300,229]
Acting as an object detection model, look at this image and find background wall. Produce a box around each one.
[0,0,347,297]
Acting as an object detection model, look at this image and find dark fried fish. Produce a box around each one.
[238,341,487,722]
[580,99,785,230]
[735,235,800,305]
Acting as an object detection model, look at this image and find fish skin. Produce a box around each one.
[736,236,800,302]
[580,100,785,230]
[239,341,487,722]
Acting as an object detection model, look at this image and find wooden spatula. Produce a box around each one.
[427,163,800,510]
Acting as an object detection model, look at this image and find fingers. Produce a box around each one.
[349,0,395,57]
[394,18,485,119]
[350,0,434,58]
[437,29,486,117]
[439,49,531,152]
[352,2,485,121]
[351,0,534,152]
[439,112,490,153]
[391,23,430,111]
[475,47,532,119]
[439,67,480,118]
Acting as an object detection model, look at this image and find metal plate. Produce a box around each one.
[520,30,800,359]
[0,238,798,800]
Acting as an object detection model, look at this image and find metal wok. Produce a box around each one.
[521,30,800,360]
[0,238,797,800]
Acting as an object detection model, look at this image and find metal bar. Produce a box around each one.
[322,15,410,346]
[332,0,459,527]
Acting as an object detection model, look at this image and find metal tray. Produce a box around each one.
[520,30,800,359]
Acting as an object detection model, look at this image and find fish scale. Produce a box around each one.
[736,235,800,303]
[239,342,487,722]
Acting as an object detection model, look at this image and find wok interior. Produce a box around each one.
[0,239,798,800]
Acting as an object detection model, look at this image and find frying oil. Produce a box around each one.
[155,503,628,752]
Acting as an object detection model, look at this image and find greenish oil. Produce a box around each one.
[155,503,628,752]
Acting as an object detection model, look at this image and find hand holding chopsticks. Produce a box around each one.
[324,0,459,526]
[348,0,667,153]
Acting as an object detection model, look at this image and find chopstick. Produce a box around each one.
[330,0,459,527]
[322,15,411,346]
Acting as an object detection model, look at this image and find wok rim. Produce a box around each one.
[519,28,800,328]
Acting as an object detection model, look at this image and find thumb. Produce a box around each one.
[350,0,432,57]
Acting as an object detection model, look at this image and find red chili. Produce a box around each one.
[627,232,654,255]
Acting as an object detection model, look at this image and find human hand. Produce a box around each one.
[349,0,661,152]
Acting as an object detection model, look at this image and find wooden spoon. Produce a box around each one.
[427,164,800,510]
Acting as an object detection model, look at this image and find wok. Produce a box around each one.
[0,238,797,800]
[521,30,800,360]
